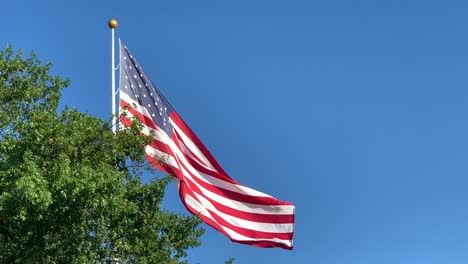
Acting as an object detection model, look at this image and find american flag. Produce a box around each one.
[118,40,295,249]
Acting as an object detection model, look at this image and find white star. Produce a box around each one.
[133,75,137,79]
[156,97,160,101]
[148,104,151,107]
[152,113,155,117]
[150,93,153,96]
[139,84,142,88]
[159,112,162,116]
[124,56,127,60]
[129,66,132,69]
[145,83,148,87]
[130,84,134,88]
[125,85,128,89]
[140,74,143,77]
[143,94,146,98]
[125,75,128,79]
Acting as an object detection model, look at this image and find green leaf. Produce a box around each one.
[0,45,204,263]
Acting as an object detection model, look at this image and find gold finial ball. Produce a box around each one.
[108,19,118,29]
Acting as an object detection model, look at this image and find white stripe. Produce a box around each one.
[186,173,294,232]
[121,92,154,127]
[124,117,294,216]
[122,95,294,215]
[141,124,295,215]
[171,122,277,199]
[168,137,294,214]
[122,110,178,168]
[125,103,290,205]
[177,137,215,173]
[168,140,295,215]
[148,140,294,216]
[170,118,215,171]
[174,177,181,190]
[145,145,179,169]
[121,92,138,109]
[183,192,293,247]
[122,94,294,246]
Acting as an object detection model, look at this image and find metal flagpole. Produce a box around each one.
[108,19,118,133]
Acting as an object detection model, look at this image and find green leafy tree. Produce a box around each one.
[0,46,204,263]
[224,257,235,264]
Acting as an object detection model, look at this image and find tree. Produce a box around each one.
[0,46,204,263]
[224,257,235,264]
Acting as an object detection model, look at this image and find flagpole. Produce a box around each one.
[108,19,118,133]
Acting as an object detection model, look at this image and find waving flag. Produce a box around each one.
[118,40,295,249]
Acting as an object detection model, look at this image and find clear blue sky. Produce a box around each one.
[2,0,468,263]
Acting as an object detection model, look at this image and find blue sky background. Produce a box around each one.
[2,0,468,263]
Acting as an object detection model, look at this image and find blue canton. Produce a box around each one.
[119,41,174,135]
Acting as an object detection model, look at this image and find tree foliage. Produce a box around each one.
[0,46,204,263]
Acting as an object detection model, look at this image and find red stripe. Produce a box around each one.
[171,112,228,176]
[176,159,293,224]
[121,96,295,249]
[144,128,294,221]
[172,129,232,183]
[121,101,177,175]
[123,97,293,213]
[173,129,209,170]
[178,180,294,242]
[145,154,170,174]
[196,194,294,223]
[207,204,293,240]
[171,118,294,207]
[181,198,293,250]
[169,135,295,225]
[121,99,177,170]
[122,99,210,181]
[147,139,176,159]
[121,100,262,204]
[121,99,158,131]
[146,154,182,178]
[120,116,133,127]
[180,189,293,249]
[173,159,293,229]
[172,133,293,207]
[182,148,295,206]
[177,180,237,235]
